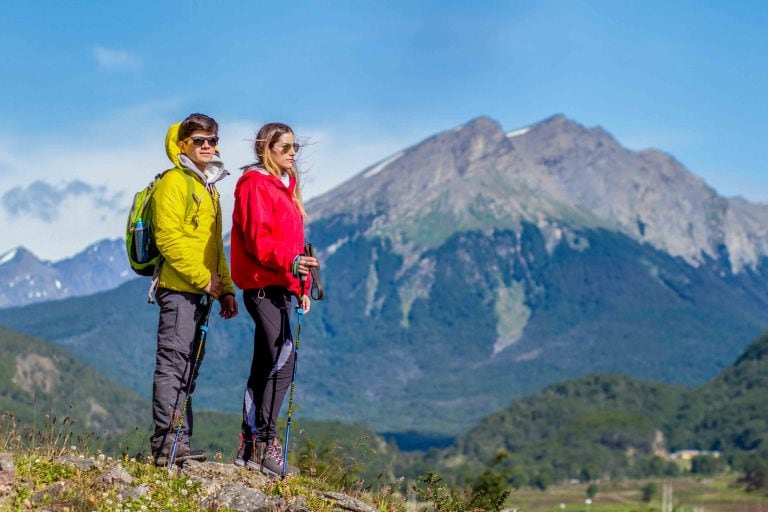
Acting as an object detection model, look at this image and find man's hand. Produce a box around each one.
[204,272,223,298]
[219,294,238,319]
[299,294,311,313]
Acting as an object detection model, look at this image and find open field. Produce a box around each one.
[506,476,768,512]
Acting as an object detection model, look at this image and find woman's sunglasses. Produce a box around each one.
[187,136,219,147]
[272,142,302,154]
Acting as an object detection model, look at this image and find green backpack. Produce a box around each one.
[126,169,195,276]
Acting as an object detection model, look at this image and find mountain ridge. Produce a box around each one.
[308,114,768,273]
[0,238,131,308]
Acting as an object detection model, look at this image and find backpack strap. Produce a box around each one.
[146,168,199,304]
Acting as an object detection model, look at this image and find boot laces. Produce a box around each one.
[266,442,284,465]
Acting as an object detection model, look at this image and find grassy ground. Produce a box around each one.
[4,411,768,512]
[506,476,768,512]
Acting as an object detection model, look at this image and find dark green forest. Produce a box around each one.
[412,331,768,492]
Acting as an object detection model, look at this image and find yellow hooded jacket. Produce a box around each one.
[150,123,235,296]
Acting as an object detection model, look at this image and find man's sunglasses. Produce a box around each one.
[272,142,302,154]
[187,136,219,147]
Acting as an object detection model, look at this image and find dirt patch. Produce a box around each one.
[12,353,59,394]
[85,398,109,429]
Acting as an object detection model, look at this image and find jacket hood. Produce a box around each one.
[165,122,184,168]
[165,122,229,187]
[237,165,297,196]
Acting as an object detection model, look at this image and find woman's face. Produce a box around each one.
[269,132,297,172]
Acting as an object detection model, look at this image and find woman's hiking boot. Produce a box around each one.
[234,435,299,477]
[234,433,255,468]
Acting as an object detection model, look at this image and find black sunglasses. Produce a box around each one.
[188,136,219,147]
[272,142,301,154]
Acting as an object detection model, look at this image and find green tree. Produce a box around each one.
[739,458,768,492]
[471,469,511,512]
[580,463,600,482]
[586,483,598,499]
[691,455,724,476]
[506,467,528,489]
[641,482,658,502]
[530,467,553,491]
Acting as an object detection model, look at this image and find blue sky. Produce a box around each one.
[0,0,766,259]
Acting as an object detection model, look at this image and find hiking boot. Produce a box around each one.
[235,437,299,477]
[256,440,300,477]
[153,443,207,466]
[234,433,255,468]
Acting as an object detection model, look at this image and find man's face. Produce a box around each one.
[179,130,218,170]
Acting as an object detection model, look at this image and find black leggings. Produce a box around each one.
[241,287,295,442]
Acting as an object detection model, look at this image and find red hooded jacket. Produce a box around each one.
[230,166,310,298]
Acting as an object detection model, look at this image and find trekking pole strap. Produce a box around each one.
[303,243,325,301]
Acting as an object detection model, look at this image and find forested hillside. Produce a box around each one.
[417,332,768,488]
[0,326,148,444]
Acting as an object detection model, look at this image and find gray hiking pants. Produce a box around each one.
[242,287,295,443]
[151,288,207,452]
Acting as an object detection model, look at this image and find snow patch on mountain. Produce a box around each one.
[507,127,530,138]
[0,248,18,265]
[363,151,404,178]
[325,237,349,256]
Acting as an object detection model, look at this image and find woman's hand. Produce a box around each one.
[299,294,311,313]
[291,255,319,279]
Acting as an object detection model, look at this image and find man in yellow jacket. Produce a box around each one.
[150,113,238,465]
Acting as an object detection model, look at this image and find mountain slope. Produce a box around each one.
[425,329,768,485]
[674,331,768,455]
[310,115,768,270]
[0,325,147,435]
[423,373,687,483]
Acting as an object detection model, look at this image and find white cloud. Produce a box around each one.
[93,46,142,72]
[0,189,125,262]
[2,180,122,222]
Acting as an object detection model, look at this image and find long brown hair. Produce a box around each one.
[251,122,306,217]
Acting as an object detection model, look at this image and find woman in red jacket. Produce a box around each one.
[230,122,318,476]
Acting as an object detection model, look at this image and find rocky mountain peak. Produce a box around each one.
[522,114,617,156]
[0,239,130,308]
[308,114,768,272]
[0,246,43,267]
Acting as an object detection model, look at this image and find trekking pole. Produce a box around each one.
[281,278,305,478]
[168,294,214,472]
